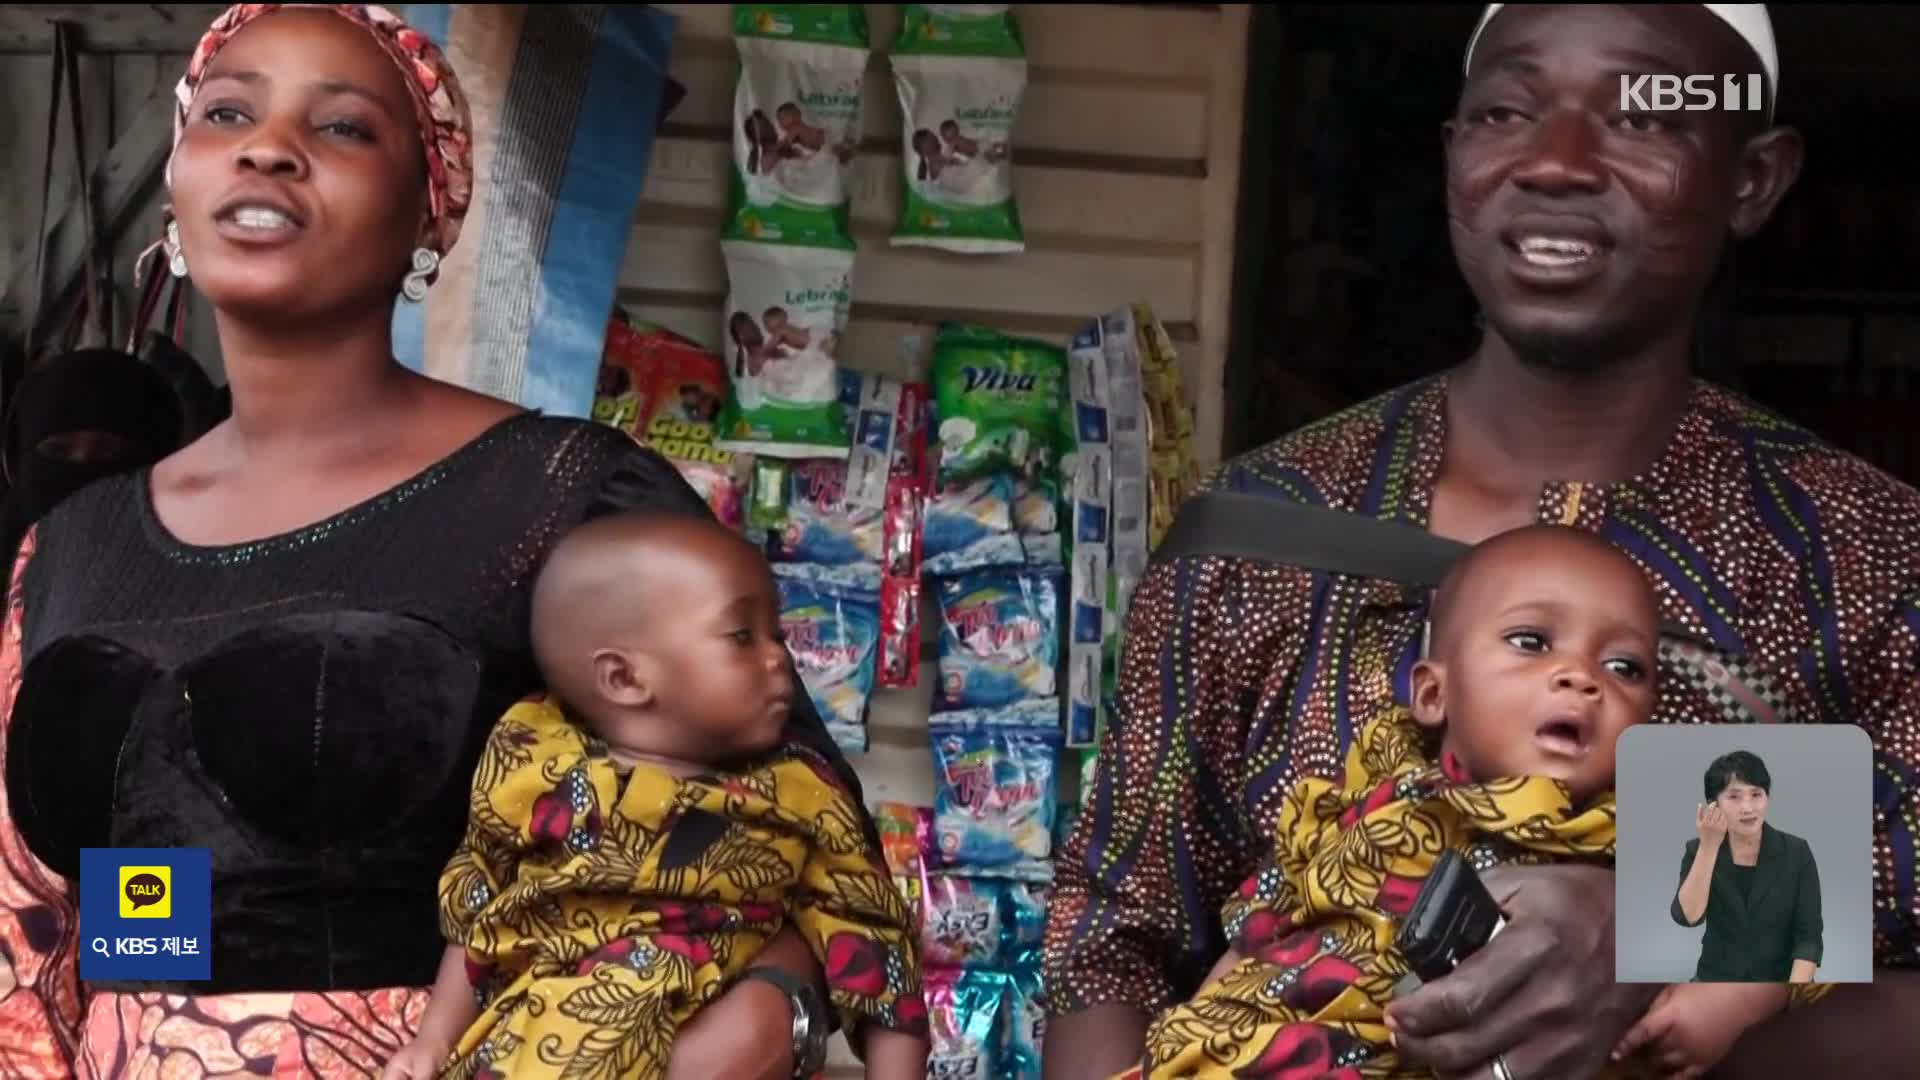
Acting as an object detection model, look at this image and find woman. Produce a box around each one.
[0,6,850,1077]
[1671,750,1824,983]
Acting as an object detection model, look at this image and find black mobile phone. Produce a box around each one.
[1394,850,1506,985]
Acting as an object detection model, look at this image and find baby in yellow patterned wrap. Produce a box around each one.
[1137,525,1826,1080]
[383,512,928,1080]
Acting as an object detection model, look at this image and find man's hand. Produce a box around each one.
[1611,982,1786,1079]
[1384,864,1658,1080]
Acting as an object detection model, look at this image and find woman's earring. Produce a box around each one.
[401,247,439,303]
[165,220,188,279]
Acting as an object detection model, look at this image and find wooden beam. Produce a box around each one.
[0,86,173,325]
[0,5,223,53]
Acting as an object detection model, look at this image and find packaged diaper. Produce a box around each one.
[890,5,1027,254]
[591,319,654,434]
[590,320,747,531]
[930,323,1067,487]
[929,700,1061,867]
[934,567,1060,711]
[775,565,880,753]
[716,239,855,459]
[728,5,869,251]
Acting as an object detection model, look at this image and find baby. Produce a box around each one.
[1137,525,1781,1079]
[384,512,928,1080]
[762,306,813,357]
[776,101,828,154]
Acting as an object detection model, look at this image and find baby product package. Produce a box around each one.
[728,5,869,251]
[591,320,748,530]
[717,239,855,458]
[889,5,1027,254]
[930,323,1067,487]
[775,564,881,754]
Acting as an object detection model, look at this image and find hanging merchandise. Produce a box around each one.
[933,567,1061,712]
[928,699,1061,869]
[923,474,1021,575]
[715,240,856,458]
[727,5,869,251]
[1131,304,1205,548]
[927,966,1010,1077]
[768,458,885,566]
[920,874,1046,969]
[877,381,933,689]
[889,5,1028,254]
[774,563,881,754]
[874,802,934,931]
[590,318,749,531]
[1003,961,1047,1080]
[1099,307,1153,610]
[1064,320,1114,748]
[931,323,1067,487]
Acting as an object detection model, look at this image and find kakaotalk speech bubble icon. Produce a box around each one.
[124,872,167,910]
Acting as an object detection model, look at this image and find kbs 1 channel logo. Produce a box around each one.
[1619,73,1767,113]
[79,848,212,981]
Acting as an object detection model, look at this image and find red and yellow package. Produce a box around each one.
[590,318,655,435]
[591,320,749,531]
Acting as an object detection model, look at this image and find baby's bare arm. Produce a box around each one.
[382,945,482,1078]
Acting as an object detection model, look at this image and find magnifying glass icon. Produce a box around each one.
[90,937,109,958]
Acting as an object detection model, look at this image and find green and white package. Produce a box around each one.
[930,323,1066,486]
[727,5,869,250]
[716,239,854,458]
[889,5,1027,254]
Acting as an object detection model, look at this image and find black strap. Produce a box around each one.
[1154,490,1709,647]
[27,22,110,359]
[1153,491,1468,587]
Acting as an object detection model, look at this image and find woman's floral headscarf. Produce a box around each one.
[168,4,474,260]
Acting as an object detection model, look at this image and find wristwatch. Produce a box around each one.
[739,965,829,1078]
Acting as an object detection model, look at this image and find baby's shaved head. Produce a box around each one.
[531,511,766,705]
[1428,525,1652,656]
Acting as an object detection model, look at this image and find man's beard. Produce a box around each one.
[1484,310,1660,376]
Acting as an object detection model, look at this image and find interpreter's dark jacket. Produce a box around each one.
[1671,822,1823,982]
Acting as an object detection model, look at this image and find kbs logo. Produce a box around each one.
[81,848,211,981]
[119,865,171,919]
[1619,74,1765,113]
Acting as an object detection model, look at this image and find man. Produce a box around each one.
[1043,5,1920,1080]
